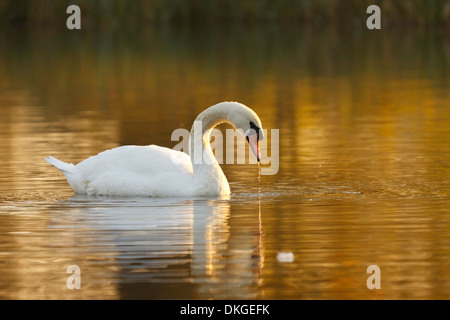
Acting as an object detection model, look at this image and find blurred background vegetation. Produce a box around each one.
[0,0,449,28]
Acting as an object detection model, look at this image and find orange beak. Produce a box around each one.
[247,133,261,162]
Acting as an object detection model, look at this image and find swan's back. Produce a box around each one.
[49,145,194,196]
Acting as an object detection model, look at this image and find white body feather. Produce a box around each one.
[46,145,197,196]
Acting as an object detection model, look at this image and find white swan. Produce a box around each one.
[45,102,264,197]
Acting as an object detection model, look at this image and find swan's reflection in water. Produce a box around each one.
[63,195,264,299]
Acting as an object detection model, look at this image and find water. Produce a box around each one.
[0,26,449,299]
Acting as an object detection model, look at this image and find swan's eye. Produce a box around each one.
[249,121,263,141]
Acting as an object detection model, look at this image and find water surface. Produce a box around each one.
[0,26,449,299]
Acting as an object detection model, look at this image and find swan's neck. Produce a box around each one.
[189,104,231,195]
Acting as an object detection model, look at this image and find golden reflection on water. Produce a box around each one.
[0,26,449,299]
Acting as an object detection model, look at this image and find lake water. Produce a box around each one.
[0,25,449,299]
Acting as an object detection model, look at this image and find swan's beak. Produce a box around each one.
[246,133,261,162]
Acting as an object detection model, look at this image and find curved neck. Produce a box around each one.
[188,104,237,196]
[187,102,249,196]
[189,104,230,170]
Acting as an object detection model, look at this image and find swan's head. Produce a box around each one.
[224,102,264,162]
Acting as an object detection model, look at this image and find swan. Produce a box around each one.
[45,102,264,197]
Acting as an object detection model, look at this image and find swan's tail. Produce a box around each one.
[45,156,75,174]
[45,156,85,193]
